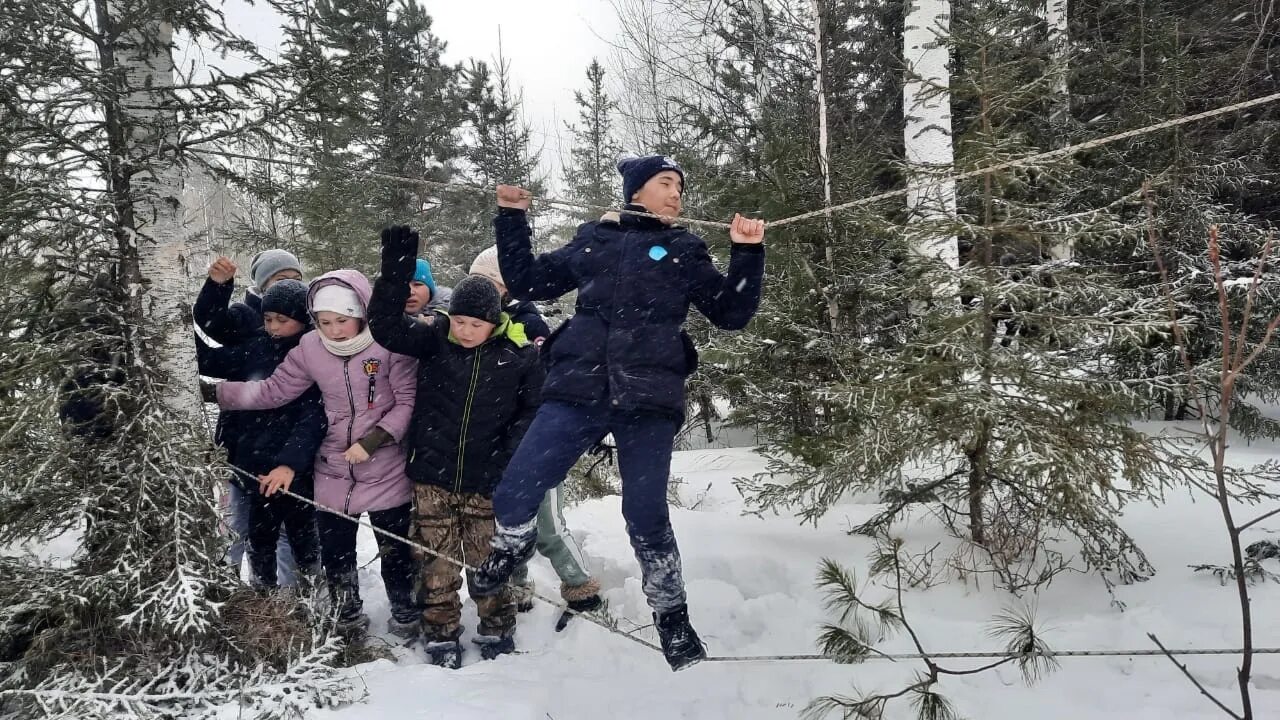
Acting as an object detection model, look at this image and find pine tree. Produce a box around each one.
[234,0,465,275]
[433,52,546,277]
[562,59,621,222]
[0,1,350,715]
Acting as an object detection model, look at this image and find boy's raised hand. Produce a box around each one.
[258,466,295,496]
[380,225,420,260]
[496,184,532,210]
[729,214,765,245]
[209,257,237,284]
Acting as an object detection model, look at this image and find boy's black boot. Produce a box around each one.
[425,638,463,669]
[472,633,516,660]
[654,605,706,671]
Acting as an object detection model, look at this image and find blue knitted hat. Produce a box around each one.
[618,155,685,203]
[413,258,437,296]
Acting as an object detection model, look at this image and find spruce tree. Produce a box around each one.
[231,0,465,275]
[433,54,546,277]
[1067,0,1280,430]
[562,59,621,222]
[0,0,350,716]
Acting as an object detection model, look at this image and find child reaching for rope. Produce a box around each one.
[369,233,544,668]
[469,155,766,671]
[215,270,420,637]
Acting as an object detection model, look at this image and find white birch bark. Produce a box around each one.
[812,0,839,332]
[903,0,959,270]
[1045,0,1069,99]
[1044,0,1073,260]
[115,9,203,418]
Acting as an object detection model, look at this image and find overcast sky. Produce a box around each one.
[198,0,618,186]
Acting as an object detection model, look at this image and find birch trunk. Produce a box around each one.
[1044,0,1073,260]
[812,0,839,332]
[99,1,202,419]
[903,0,958,271]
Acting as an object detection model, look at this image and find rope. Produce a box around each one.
[769,90,1280,228]
[188,148,732,231]
[704,647,1280,663]
[191,90,1280,235]
[220,463,664,654]
[220,465,1280,666]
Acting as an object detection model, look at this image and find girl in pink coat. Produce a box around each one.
[217,269,420,635]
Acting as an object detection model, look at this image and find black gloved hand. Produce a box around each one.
[199,379,218,404]
[379,225,421,268]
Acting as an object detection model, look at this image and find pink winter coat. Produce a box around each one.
[217,269,417,515]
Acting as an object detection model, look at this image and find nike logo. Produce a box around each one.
[497,360,511,366]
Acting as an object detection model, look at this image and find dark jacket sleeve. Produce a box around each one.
[196,339,252,381]
[522,312,551,342]
[193,277,257,346]
[493,208,582,301]
[273,385,327,474]
[506,350,545,454]
[686,237,765,330]
[369,231,447,359]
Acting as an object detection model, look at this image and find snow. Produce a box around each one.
[278,444,1277,719]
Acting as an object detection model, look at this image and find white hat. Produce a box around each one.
[469,246,504,286]
[311,284,364,318]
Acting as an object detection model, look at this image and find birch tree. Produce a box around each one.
[0,1,351,715]
[903,0,959,271]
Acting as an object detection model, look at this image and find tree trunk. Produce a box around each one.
[1043,0,1073,260]
[98,0,201,420]
[903,0,959,271]
[812,0,841,333]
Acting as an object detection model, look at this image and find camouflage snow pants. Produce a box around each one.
[412,484,515,642]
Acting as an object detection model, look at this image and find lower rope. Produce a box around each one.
[222,464,1280,666]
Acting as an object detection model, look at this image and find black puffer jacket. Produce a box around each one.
[369,232,545,496]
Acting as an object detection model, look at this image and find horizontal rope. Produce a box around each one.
[221,465,1279,667]
[188,148,732,231]
[191,90,1280,237]
[769,90,1280,228]
[705,646,1280,663]
[221,463,663,654]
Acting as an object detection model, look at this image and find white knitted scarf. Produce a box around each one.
[319,327,375,357]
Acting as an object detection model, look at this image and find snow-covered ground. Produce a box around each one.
[303,441,1280,720]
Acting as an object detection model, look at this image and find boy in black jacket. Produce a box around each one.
[471,155,765,671]
[369,229,545,669]
[198,278,326,591]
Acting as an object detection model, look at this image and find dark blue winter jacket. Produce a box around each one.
[507,298,551,343]
[493,205,765,418]
[200,328,327,489]
[193,277,325,486]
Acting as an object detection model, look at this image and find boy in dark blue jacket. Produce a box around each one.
[198,278,326,591]
[195,252,305,584]
[471,155,766,671]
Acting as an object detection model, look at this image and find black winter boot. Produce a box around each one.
[472,633,516,660]
[470,523,537,598]
[555,594,604,632]
[425,638,463,669]
[654,605,706,671]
